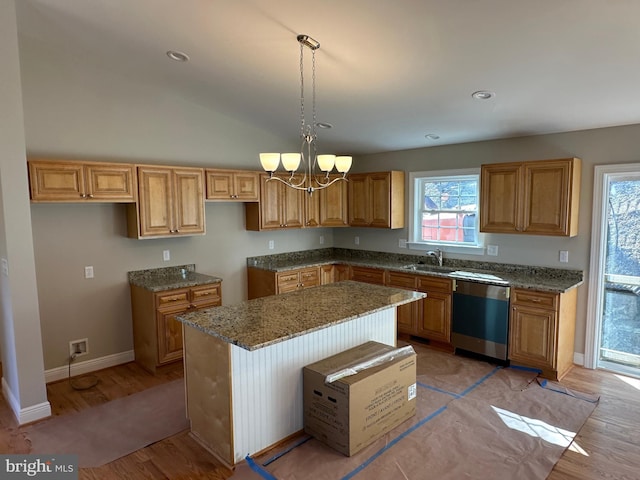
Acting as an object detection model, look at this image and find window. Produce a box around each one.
[408,169,482,252]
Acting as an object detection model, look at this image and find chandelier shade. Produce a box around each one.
[259,34,352,195]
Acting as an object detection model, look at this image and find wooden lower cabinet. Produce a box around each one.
[350,266,386,285]
[130,282,222,373]
[508,287,577,380]
[386,271,419,335]
[415,276,453,343]
[247,266,321,299]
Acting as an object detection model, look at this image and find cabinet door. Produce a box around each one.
[369,172,392,228]
[522,160,572,235]
[334,264,351,282]
[320,265,335,285]
[282,184,305,228]
[417,291,451,343]
[157,304,187,365]
[173,168,205,235]
[28,161,86,201]
[348,174,370,226]
[233,172,259,201]
[259,176,285,229]
[319,178,348,227]
[387,272,418,335]
[480,163,522,233]
[85,163,136,202]
[206,171,234,199]
[509,304,557,370]
[138,167,175,236]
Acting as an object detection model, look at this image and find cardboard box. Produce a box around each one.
[303,341,417,456]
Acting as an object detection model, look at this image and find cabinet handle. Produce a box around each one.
[88,194,94,198]
[80,193,87,198]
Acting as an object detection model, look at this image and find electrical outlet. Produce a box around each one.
[559,250,569,263]
[319,235,325,245]
[487,245,499,256]
[1,258,8,277]
[354,236,360,245]
[84,266,94,278]
[398,239,407,248]
[69,338,89,358]
[163,250,170,261]
[268,240,275,250]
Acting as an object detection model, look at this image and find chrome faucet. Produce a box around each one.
[425,249,443,267]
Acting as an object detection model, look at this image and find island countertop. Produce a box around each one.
[177,281,425,351]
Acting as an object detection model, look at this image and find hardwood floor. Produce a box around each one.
[1,357,639,479]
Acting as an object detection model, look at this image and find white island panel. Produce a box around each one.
[230,306,396,463]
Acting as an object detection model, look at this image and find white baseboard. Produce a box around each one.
[2,377,52,425]
[574,352,585,367]
[44,350,135,384]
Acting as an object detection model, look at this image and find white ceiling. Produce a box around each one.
[15,0,640,155]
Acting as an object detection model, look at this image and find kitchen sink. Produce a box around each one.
[449,270,509,283]
[401,264,454,273]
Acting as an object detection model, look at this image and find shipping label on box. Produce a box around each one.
[303,341,417,456]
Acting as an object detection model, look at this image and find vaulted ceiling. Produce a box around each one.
[15,0,640,155]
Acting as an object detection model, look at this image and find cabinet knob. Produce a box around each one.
[80,193,87,198]
[88,194,94,198]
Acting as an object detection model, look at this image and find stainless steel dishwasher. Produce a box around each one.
[451,280,510,361]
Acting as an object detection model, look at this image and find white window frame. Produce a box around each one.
[407,168,485,255]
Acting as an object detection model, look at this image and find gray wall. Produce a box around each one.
[0,0,48,416]
[14,10,640,376]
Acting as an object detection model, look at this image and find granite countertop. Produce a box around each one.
[177,281,425,351]
[128,264,223,292]
[246,248,584,293]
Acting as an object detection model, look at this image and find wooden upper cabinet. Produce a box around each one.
[205,169,259,201]
[28,159,137,202]
[480,158,581,236]
[319,176,348,227]
[348,171,405,229]
[128,165,205,238]
[245,174,305,230]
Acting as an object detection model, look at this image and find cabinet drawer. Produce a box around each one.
[387,272,417,289]
[417,275,453,293]
[511,289,558,310]
[277,272,300,285]
[191,284,221,307]
[299,268,320,287]
[156,290,189,308]
[351,266,386,285]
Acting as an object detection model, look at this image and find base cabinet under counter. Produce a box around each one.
[508,287,577,380]
[130,282,222,373]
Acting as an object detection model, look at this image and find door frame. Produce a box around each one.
[585,163,640,369]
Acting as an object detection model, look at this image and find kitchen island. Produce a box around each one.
[176,281,424,467]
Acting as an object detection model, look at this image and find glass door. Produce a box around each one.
[589,166,640,376]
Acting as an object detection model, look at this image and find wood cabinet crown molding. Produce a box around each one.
[28,158,137,203]
[480,157,581,237]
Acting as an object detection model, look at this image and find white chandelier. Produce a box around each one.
[259,34,352,195]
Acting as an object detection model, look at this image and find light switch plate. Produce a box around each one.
[84,266,94,279]
[559,250,569,263]
[487,245,499,256]
[398,239,407,248]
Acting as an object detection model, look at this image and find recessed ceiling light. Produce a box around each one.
[166,50,190,62]
[472,90,495,100]
[316,122,333,129]
[425,134,440,140]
